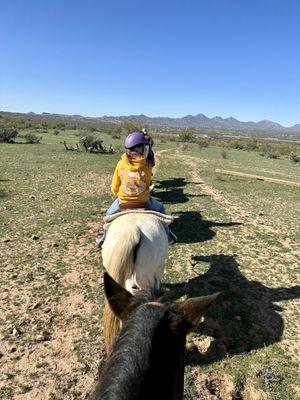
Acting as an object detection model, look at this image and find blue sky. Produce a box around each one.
[1,0,300,126]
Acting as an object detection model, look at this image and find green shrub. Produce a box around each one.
[262,149,280,159]
[221,149,228,159]
[179,130,195,142]
[196,137,210,149]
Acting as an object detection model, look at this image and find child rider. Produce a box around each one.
[97,132,177,246]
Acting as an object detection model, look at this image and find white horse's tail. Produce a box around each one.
[104,224,141,286]
[103,225,141,352]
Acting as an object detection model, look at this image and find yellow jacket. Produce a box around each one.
[111,153,152,202]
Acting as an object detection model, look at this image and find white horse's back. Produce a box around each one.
[101,212,169,351]
[102,213,168,293]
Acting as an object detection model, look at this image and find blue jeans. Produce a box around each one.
[106,197,169,234]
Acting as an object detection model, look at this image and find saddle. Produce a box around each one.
[103,209,174,230]
[119,201,149,211]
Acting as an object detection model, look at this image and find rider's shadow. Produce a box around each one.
[155,178,202,189]
[155,189,204,204]
[172,211,241,244]
[154,178,204,204]
[165,254,300,365]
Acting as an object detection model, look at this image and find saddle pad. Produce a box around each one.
[103,209,174,229]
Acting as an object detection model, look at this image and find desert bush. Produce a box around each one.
[261,149,280,159]
[196,137,210,149]
[108,126,122,139]
[0,126,18,143]
[244,137,259,151]
[80,134,104,152]
[226,139,245,150]
[289,152,300,164]
[23,133,42,144]
[275,144,294,156]
[120,119,144,135]
[221,149,228,159]
[86,125,98,132]
[179,130,195,142]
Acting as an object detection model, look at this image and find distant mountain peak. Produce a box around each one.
[257,119,283,128]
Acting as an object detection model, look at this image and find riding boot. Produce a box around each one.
[96,231,106,248]
[168,230,177,245]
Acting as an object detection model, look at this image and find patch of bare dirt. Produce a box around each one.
[194,374,269,400]
[195,373,235,399]
[240,379,269,400]
[0,218,105,398]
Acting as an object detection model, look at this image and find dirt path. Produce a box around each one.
[178,154,250,224]
[153,148,173,175]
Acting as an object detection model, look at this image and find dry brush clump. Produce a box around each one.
[64,133,114,153]
[0,126,42,144]
[0,126,19,143]
[21,133,42,144]
[289,152,300,164]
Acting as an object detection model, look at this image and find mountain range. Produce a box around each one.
[101,113,300,133]
[1,111,300,134]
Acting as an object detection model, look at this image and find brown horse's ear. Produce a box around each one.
[104,272,133,321]
[177,292,220,327]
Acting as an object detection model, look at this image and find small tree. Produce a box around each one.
[179,129,195,142]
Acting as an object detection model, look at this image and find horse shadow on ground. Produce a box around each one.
[154,177,204,204]
[172,211,241,244]
[165,254,300,365]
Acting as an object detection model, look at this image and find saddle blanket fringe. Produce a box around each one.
[103,209,174,229]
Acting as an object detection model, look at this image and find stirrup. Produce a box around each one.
[168,231,177,245]
[96,234,105,248]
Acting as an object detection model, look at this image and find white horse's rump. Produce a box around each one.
[101,212,169,351]
[102,213,168,293]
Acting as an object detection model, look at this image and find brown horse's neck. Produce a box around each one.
[94,305,187,400]
[140,319,187,400]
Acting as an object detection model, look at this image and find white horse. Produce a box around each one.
[101,211,170,351]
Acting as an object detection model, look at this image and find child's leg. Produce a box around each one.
[106,199,121,216]
[147,196,170,234]
[147,196,177,245]
[147,196,166,214]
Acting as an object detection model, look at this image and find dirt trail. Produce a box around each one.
[178,154,249,224]
[153,148,172,175]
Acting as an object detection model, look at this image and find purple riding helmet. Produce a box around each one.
[124,132,149,149]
